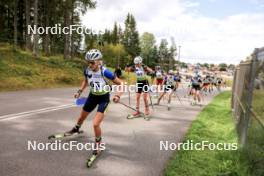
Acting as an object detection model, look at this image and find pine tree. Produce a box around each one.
[158,39,169,70]
[112,22,118,45]
[122,13,140,60]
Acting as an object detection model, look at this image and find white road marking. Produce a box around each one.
[0,95,130,121]
[0,104,76,121]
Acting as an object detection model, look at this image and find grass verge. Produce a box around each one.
[0,43,137,92]
[165,91,251,176]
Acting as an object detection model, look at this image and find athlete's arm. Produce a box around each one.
[143,65,153,73]
[112,77,124,103]
[74,79,88,98]
[79,79,88,91]
[74,69,89,98]
[125,65,135,72]
[103,68,124,102]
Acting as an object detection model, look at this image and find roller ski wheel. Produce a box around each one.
[86,150,102,168]
[143,113,150,121]
[127,112,143,119]
[48,130,84,140]
[153,103,160,106]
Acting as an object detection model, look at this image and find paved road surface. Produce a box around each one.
[0,87,218,176]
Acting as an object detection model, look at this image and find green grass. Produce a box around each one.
[0,43,146,92]
[246,117,264,176]
[252,89,264,122]
[0,43,87,91]
[224,78,233,87]
[165,91,251,176]
[247,89,264,175]
[0,43,137,91]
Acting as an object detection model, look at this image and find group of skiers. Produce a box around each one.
[58,48,225,167]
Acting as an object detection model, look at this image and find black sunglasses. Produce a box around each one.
[87,61,95,65]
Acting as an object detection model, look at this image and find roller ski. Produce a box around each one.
[86,137,103,168]
[143,107,151,121]
[48,125,84,140]
[127,111,145,119]
[190,100,202,107]
[118,101,147,120]
[167,104,171,111]
[86,150,102,168]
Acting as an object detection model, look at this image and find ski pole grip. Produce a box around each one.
[77,89,83,94]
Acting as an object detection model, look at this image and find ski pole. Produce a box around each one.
[148,81,154,110]
[118,101,144,114]
[149,92,154,110]
[175,92,183,105]
[127,70,131,106]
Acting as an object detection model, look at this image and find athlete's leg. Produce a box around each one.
[93,112,104,139]
[156,80,162,97]
[168,90,174,104]
[132,93,141,116]
[157,92,166,104]
[65,110,90,135]
[92,112,104,154]
[67,96,96,134]
[136,93,141,111]
[197,90,201,102]
[77,110,90,126]
[143,92,150,115]
[191,88,196,101]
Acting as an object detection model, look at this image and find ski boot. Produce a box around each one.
[127,110,142,119]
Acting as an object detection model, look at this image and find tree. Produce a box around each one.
[209,64,215,70]
[101,43,127,68]
[43,0,50,55]
[219,67,227,71]
[85,30,97,50]
[117,24,123,43]
[33,0,39,57]
[228,64,235,70]
[111,22,118,45]
[148,45,159,68]
[103,29,111,44]
[13,0,18,48]
[140,32,156,65]
[1,0,96,58]
[168,37,177,70]
[158,39,169,70]
[122,13,140,60]
[25,0,31,51]
[202,63,209,68]
[219,63,227,68]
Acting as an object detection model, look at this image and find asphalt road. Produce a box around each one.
[0,86,218,176]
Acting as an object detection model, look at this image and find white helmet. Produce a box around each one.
[85,49,102,61]
[168,70,174,74]
[134,56,143,64]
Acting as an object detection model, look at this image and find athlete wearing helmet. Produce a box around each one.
[133,56,143,64]
[154,66,164,97]
[125,56,153,117]
[202,74,211,95]
[190,74,202,105]
[85,49,103,61]
[155,70,177,110]
[174,71,182,89]
[67,49,124,155]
